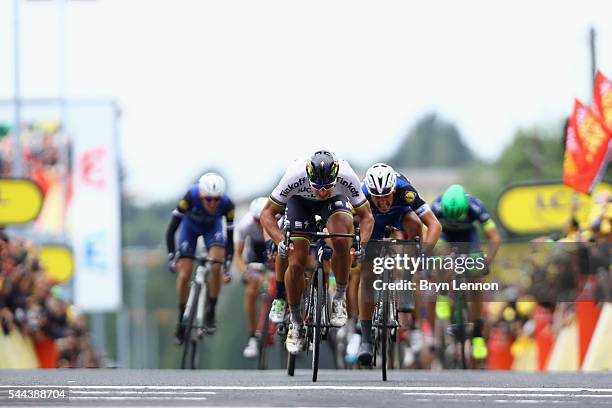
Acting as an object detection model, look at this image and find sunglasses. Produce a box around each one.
[370,190,394,198]
[310,181,336,192]
[368,185,395,197]
[203,196,221,203]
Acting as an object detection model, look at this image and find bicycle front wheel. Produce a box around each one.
[189,338,199,369]
[451,294,468,370]
[312,267,323,382]
[381,283,389,381]
[181,283,201,369]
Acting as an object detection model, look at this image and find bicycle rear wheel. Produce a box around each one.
[181,283,201,369]
[311,267,323,382]
[460,339,467,369]
[452,297,468,370]
[287,352,296,376]
[189,338,199,369]
[279,341,288,370]
[435,318,448,368]
[257,299,272,370]
[381,272,390,381]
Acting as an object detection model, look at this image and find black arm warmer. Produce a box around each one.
[165,213,182,254]
[225,224,234,259]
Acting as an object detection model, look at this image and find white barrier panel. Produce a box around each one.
[546,322,579,371]
[582,303,612,371]
[70,104,121,311]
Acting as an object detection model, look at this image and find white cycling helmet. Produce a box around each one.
[249,197,267,220]
[198,172,226,197]
[365,163,397,196]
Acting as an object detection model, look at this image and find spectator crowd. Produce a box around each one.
[480,192,611,370]
[0,230,101,368]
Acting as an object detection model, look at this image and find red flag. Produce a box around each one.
[594,71,612,132]
[563,101,587,193]
[563,99,611,194]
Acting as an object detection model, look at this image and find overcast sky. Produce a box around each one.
[1,0,611,203]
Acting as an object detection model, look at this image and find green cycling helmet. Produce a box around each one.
[441,184,469,220]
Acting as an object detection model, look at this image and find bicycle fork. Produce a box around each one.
[184,266,207,334]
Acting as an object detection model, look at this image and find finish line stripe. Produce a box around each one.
[403,392,612,398]
[2,385,612,393]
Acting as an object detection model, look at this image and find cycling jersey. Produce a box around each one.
[237,213,266,264]
[168,185,235,259]
[431,195,494,245]
[174,185,235,225]
[362,173,431,240]
[269,158,368,209]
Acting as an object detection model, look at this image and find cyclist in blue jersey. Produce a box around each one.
[357,163,442,365]
[431,184,501,362]
[165,173,235,344]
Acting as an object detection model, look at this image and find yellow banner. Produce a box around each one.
[0,179,43,224]
[496,181,612,235]
[39,246,74,284]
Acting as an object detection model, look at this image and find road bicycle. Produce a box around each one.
[369,233,421,381]
[252,263,289,370]
[180,256,225,369]
[283,220,359,382]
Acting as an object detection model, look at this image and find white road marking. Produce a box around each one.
[492,400,579,404]
[70,390,216,395]
[2,385,612,392]
[70,396,208,401]
[414,398,610,405]
[415,398,492,403]
[403,392,612,398]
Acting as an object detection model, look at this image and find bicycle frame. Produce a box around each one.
[253,265,282,370]
[283,222,359,382]
[434,250,483,370]
[180,256,224,370]
[450,269,470,369]
[369,236,421,381]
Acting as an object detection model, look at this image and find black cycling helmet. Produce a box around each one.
[306,150,339,185]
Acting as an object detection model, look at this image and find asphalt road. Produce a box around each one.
[1,369,611,407]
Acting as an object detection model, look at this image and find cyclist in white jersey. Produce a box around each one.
[260,150,374,354]
[235,197,269,358]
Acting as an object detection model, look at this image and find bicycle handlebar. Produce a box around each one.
[281,218,362,255]
[292,231,356,239]
[368,237,421,245]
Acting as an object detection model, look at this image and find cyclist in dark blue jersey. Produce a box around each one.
[431,184,501,362]
[357,163,442,365]
[362,163,441,244]
[431,185,498,252]
[165,173,235,344]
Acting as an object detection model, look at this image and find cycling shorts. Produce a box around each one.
[177,217,225,259]
[285,195,352,240]
[371,208,413,240]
